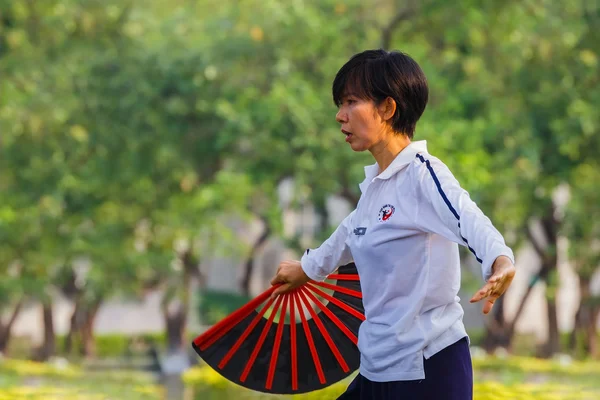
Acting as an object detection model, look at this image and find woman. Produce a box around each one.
[270,49,516,400]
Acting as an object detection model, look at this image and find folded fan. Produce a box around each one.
[192,262,364,394]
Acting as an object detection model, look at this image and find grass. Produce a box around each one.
[0,358,163,400]
[183,354,600,400]
[0,352,599,399]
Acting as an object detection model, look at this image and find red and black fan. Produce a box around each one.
[192,262,364,394]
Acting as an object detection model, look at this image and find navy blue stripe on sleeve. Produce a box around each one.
[416,154,483,264]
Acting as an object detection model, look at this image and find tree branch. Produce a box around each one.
[25,0,40,46]
[5,301,23,331]
[340,186,360,207]
[381,5,417,49]
[526,223,547,262]
[540,207,558,247]
[339,171,360,207]
[507,273,539,337]
[240,214,271,296]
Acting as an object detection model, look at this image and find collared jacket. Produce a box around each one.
[300,140,515,382]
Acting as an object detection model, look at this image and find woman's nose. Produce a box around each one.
[336,108,346,124]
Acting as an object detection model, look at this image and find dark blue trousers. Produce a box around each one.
[337,337,472,400]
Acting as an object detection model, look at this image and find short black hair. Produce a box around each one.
[332,49,428,139]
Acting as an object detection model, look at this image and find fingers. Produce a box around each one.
[270,273,284,286]
[470,284,498,314]
[270,283,292,300]
[471,272,512,314]
[273,283,290,297]
[482,298,496,315]
[269,259,306,300]
[270,262,286,285]
[470,282,493,303]
[270,262,292,300]
[470,268,514,303]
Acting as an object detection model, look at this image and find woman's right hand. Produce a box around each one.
[269,260,310,300]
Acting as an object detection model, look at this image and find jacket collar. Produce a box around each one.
[359,140,428,193]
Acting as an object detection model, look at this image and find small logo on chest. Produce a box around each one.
[378,204,395,222]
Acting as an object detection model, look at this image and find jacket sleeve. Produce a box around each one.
[300,210,355,282]
[413,155,514,281]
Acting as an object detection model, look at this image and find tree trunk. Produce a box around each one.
[569,276,589,355]
[0,301,24,354]
[481,203,561,355]
[34,302,55,361]
[64,299,82,355]
[506,275,540,338]
[569,303,582,353]
[538,297,560,358]
[516,208,560,358]
[482,273,539,353]
[314,198,330,234]
[165,306,186,352]
[494,293,506,328]
[588,306,600,358]
[482,296,510,352]
[537,210,560,357]
[241,215,271,296]
[164,255,193,352]
[80,300,102,358]
[573,276,600,358]
[340,186,360,208]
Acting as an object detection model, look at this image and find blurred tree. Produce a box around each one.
[0,0,255,355]
[563,164,600,358]
[0,0,146,360]
[1,0,599,361]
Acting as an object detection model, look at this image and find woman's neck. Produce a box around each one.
[370,133,411,174]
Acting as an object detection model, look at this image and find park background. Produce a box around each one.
[1,0,599,399]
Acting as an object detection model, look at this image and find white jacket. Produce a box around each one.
[301,140,514,381]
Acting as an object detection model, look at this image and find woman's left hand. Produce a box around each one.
[470,256,516,314]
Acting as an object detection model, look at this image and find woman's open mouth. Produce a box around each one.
[342,129,353,142]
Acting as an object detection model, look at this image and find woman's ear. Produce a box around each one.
[378,97,397,121]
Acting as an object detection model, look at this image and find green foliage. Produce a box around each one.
[0,0,257,351]
[562,163,600,278]
[64,333,165,358]
[0,0,599,358]
[198,290,252,326]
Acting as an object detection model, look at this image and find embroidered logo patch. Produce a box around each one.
[378,204,395,222]
[353,227,367,236]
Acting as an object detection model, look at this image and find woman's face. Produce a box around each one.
[335,94,391,152]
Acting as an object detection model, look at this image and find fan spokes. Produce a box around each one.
[192,272,364,392]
